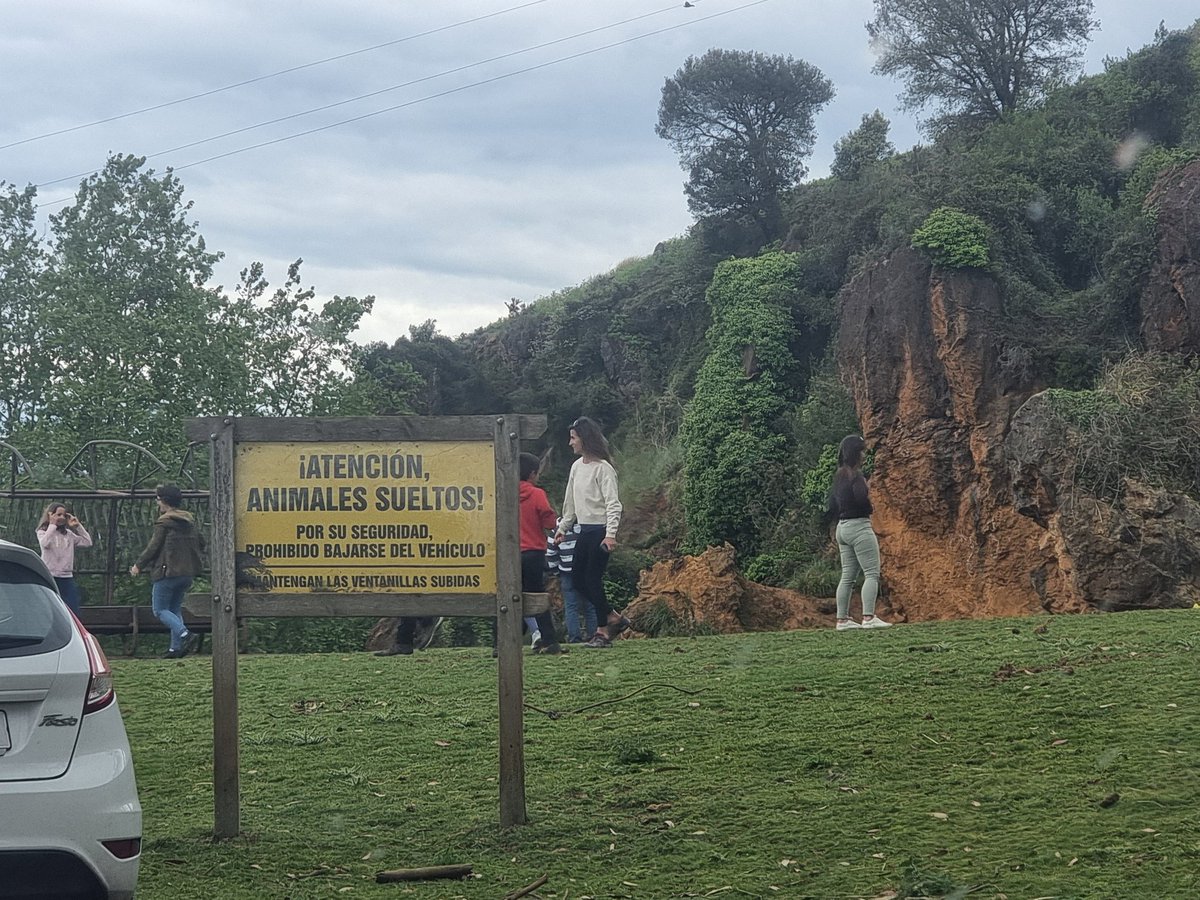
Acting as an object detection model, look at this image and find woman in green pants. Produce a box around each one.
[828,435,891,631]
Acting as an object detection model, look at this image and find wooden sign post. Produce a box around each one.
[185,415,546,838]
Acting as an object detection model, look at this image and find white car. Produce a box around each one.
[0,538,141,898]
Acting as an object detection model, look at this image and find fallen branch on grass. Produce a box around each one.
[503,873,548,899]
[375,864,472,883]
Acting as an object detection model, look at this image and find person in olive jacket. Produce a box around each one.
[130,483,205,658]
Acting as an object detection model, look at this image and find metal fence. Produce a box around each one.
[0,440,209,604]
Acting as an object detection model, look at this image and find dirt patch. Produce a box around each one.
[623,543,835,633]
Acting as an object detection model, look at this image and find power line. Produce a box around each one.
[0,0,552,152]
[35,0,769,209]
[171,1,768,174]
[35,3,683,190]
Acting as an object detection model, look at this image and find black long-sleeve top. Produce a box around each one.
[828,471,873,520]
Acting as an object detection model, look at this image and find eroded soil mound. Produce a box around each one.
[623,544,835,633]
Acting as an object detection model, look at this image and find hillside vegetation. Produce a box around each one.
[5,20,1200,635]
[360,22,1200,597]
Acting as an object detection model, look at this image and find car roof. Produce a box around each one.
[0,538,57,591]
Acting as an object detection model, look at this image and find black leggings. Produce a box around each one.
[572,525,611,629]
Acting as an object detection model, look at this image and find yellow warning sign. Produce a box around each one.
[235,441,496,593]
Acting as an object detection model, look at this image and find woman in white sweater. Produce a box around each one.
[555,417,626,647]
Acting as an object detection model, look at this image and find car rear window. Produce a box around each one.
[0,561,72,658]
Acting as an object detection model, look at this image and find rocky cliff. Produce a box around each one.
[836,161,1200,618]
[836,248,1088,619]
[1140,160,1200,352]
[1007,390,1200,611]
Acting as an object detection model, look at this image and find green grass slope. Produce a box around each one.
[116,611,1199,898]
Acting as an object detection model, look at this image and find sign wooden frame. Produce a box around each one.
[185,415,547,837]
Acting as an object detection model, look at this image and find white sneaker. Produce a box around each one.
[835,619,862,631]
[861,616,892,629]
[530,630,542,649]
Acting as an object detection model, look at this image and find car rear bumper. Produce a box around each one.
[0,702,141,899]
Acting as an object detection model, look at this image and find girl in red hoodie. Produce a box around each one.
[519,452,564,654]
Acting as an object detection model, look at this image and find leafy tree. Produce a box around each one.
[656,49,834,239]
[867,0,1097,125]
[36,155,228,459]
[0,183,50,437]
[8,154,392,472]
[363,320,501,416]
[224,259,383,417]
[831,110,895,180]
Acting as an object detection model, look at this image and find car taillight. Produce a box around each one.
[101,838,141,860]
[73,614,116,714]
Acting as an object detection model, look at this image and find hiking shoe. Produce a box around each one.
[163,648,185,659]
[583,632,612,648]
[835,619,863,631]
[861,616,892,629]
[374,643,414,656]
[537,642,567,655]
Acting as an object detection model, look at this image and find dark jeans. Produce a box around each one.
[573,525,612,629]
[395,617,436,646]
[54,577,81,615]
[521,549,557,645]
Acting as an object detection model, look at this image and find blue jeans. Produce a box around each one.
[560,571,596,641]
[54,577,81,615]
[152,576,194,650]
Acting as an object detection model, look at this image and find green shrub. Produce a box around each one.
[628,599,718,638]
[742,546,841,596]
[911,206,991,269]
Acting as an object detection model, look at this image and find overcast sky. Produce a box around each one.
[2,1,1193,344]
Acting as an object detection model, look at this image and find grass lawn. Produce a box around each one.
[113,610,1200,899]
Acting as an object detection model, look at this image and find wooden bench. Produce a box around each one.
[77,601,212,655]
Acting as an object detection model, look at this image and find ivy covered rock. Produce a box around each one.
[1009,390,1200,611]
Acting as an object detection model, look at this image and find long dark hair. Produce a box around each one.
[837,434,866,472]
[832,434,867,494]
[826,434,868,525]
[571,416,613,464]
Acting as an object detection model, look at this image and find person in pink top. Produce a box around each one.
[36,502,93,614]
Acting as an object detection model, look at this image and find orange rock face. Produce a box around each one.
[836,248,1088,620]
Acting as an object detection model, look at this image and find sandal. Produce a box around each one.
[583,632,612,648]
